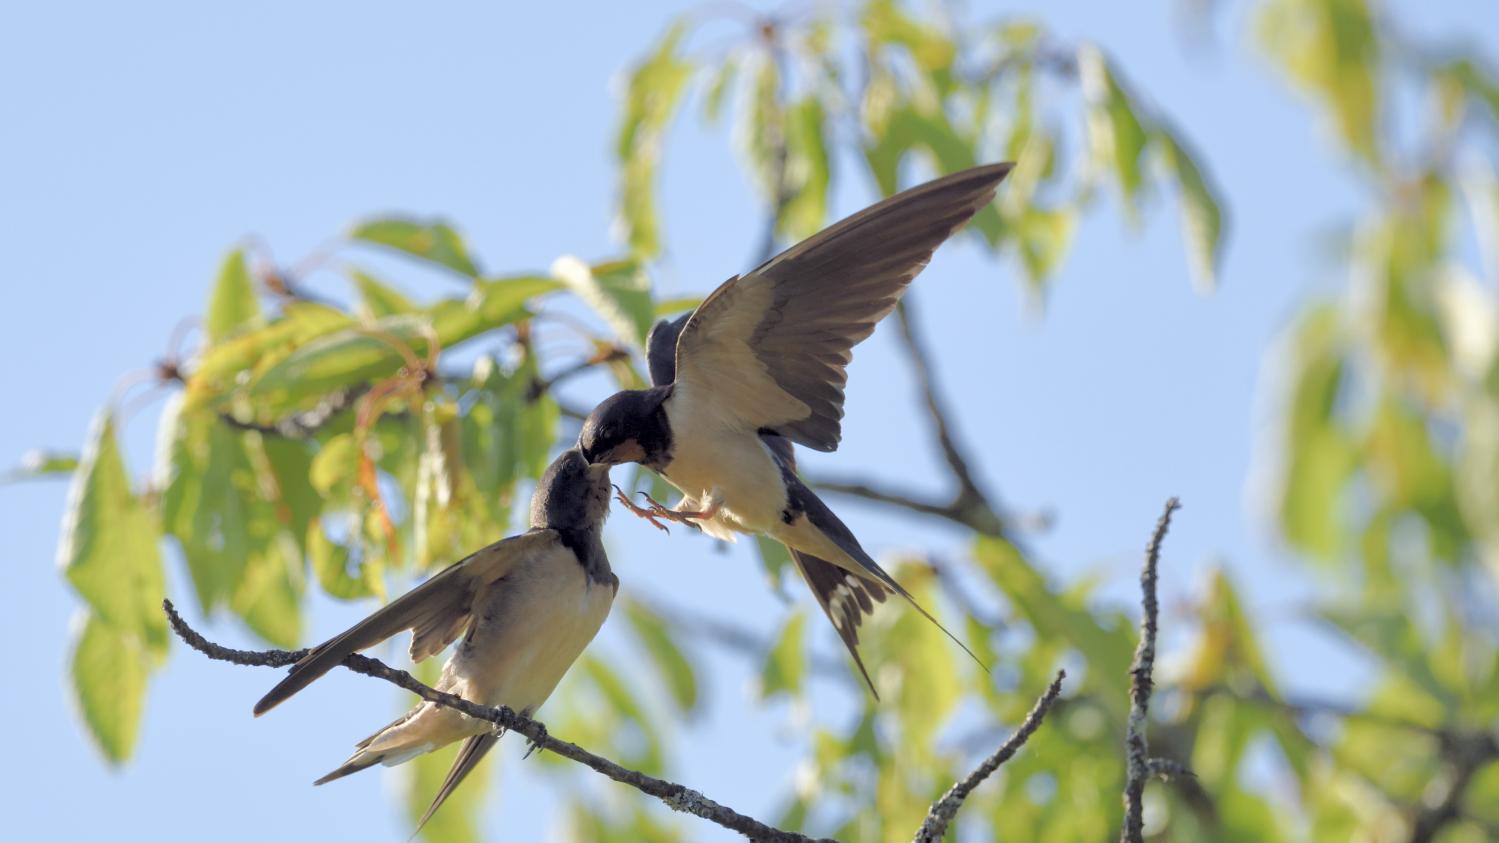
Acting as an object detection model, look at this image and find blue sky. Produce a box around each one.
[3,2,1496,841]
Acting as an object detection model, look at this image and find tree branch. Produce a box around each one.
[1121,497,1184,843]
[892,298,989,512]
[163,599,833,843]
[913,670,1066,843]
[805,298,1012,539]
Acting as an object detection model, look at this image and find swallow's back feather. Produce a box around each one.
[253,530,556,716]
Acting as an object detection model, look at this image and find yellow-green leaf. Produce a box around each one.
[551,256,654,348]
[58,412,168,656]
[351,216,479,278]
[760,610,807,700]
[205,248,260,343]
[1157,127,1226,291]
[1079,43,1151,210]
[70,612,150,764]
[352,269,417,318]
[616,21,693,258]
[623,598,699,713]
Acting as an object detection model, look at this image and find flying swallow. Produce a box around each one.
[253,447,617,831]
[578,163,1012,684]
[644,313,889,695]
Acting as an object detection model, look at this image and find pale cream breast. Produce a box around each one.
[662,387,787,533]
[447,545,614,715]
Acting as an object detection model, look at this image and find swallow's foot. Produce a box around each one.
[523,722,549,760]
[613,485,672,533]
[636,491,720,526]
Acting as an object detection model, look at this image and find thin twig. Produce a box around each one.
[1121,498,1182,843]
[912,670,1066,843]
[163,600,832,843]
[892,299,988,511]
[808,298,1011,539]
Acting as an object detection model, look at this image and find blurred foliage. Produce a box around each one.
[28,1,1499,841]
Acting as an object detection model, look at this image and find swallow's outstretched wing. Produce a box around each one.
[671,164,1011,451]
[253,530,557,716]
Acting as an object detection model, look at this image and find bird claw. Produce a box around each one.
[613,485,672,533]
[523,723,548,760]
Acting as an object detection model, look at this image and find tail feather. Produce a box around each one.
[313,753,383,786]
[791,478,990,675]
[412,732,502,837]
[790,547,884,698]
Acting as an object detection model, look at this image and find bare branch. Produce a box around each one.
[164,600,833,843]
[912,670,1067,843]
[892,298,988,510]
[1121,497,1183,843]
[805,297,1013,539]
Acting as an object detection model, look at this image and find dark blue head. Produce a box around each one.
[578,387,673,469]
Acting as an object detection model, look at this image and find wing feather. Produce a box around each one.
[673,163,1011,450]
[252,530,557,716]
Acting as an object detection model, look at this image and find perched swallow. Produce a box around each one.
[253,447,617,831]
[579,163,1012,685]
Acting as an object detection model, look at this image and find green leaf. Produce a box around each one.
[862,0,957,95]
[248,276,557,415]
[1157,127,1226,291]
[973,536,1134,720]
[616,21,693,258]
[1279,306,1356,559]
[5,448,79,481]
[580,655,666,773]
[701,54,739,125]
[653,296,702,318]
[1078,43,1152,210]
[310,432,359,496]
[863,105,1002,243]
[760,610,807,700]
[623,598,699,713]
[205,248,261,343]
[1013,207,1077,289]
[755,535,793,590]
[780,98,832,239]
[1319,603,1453,715]
[58,412,168,656]
[70,612,150,764]
[231,531,304,648]
[1257,0,1380,163]
[350,217,479,278]
[352,269,417,318]
[882,564,960,750]
[309,523,378,600]
[157,402,250,612]
[186,301,353,408]
[551,256,654,348]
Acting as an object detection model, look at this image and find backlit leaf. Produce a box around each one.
[70,612,149,764]
[1157,127,1226,291]
[616,21,692,258]
[58,412,168,656]
[551,256,654,348]
[624,598,699,713]
[760,610,807,700]
[351,217,479,279]
[205,247,260,343]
